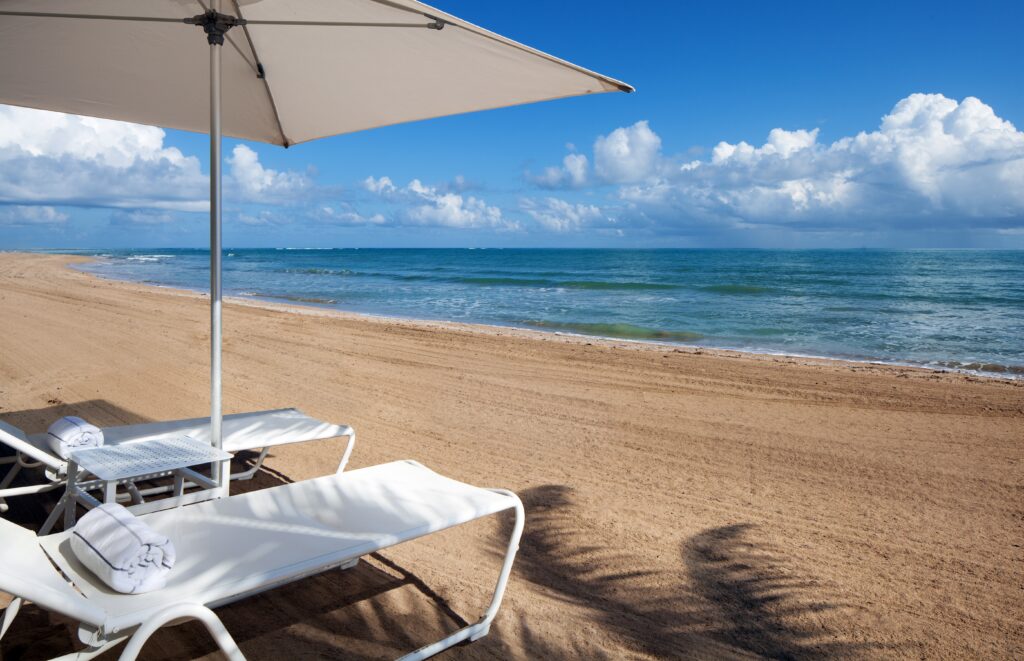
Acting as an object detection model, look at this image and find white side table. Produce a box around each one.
[41,436,232,533]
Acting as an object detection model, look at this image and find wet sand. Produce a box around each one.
[0,252,1021,659]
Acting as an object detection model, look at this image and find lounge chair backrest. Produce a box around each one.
[0,518,104,627]
[0,420,63,471]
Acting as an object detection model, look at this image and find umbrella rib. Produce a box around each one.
[0,11,184,22]
[364,0,633,92]
[224,32,257,71]
[443,23,634,93]
[243,20,436,28]
[229,1,290,147]
[0,11,439,29]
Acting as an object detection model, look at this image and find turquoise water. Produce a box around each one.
[69,249,1024,377]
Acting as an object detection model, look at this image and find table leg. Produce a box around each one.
[126,480,144,505]
[64,461,79,530]
[104,478,117,504]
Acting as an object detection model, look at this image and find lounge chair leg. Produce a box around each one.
[0,460,23,513]
[339,557,360,570]
[230,448,270,481]
[118,603,244,661]
[39,492,69,535]
[397,489,524,661]
[335,429,356,474]
[3,597,123,661]
[0,460,20,498]
[0,596,21,640]
[49,635,129,661]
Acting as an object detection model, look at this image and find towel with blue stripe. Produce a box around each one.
[46,415,104,459]
[70,503,176,594]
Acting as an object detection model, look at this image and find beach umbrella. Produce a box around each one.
[0,1,631,492]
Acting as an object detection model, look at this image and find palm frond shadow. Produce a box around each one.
[0,401,285,531]
[685,523,885,659]
[494,484,885,659]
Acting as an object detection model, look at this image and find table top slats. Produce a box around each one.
[69,437,232,481]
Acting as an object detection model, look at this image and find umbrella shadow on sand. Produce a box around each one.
[0,400,157,526]
[487,484,885,659]
[0,400,289,529]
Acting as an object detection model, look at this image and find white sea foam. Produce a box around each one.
[68,248,1024,381]
[125,254,174,263]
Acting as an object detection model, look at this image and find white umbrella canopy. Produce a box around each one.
[0,0,631,490]
[0,0,632,146]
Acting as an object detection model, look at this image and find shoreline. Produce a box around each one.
[67,252,1022,383]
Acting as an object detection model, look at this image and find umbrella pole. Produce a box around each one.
[209,8,226,494]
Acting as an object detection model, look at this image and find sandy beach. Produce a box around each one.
[0,251,1021,659]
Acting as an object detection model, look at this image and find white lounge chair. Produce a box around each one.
[0,408,355,512]
[0,459,524,660]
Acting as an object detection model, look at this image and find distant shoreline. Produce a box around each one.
[54,251,1022,383]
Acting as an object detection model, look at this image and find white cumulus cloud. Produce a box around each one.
[362,175,397,195]
[528,152,590,188]
[314,204,386,226]
[657,94,1024,226]
[0,105,317,215]
[405,179,505,228]
[593,120,663,184]
[228,144,312,199]
[532,120,663,188]
[520,198,606,232]
[0,105,207,211]
[710,127,820,163]
[363,176,513,229]
[534,94,1024,238]
[0,205,68,227]
[0,106,192,168]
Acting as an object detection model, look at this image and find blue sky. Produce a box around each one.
[1,0,1022,249]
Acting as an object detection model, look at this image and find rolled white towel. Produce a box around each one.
[46,416,103,459]
[69,503,176,594]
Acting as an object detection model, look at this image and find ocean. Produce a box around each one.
[67,248,1024,377]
